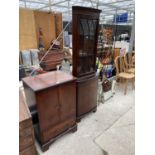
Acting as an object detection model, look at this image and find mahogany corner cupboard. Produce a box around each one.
[22,71,77,152]
[72,6,101,120]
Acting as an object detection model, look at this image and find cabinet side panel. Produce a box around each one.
[23,83,36,110]
[72,12,78,77]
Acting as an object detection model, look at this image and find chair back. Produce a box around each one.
[114,56,126,76]
[124,52,135,69]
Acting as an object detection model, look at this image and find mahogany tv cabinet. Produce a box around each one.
[22,71,77,151]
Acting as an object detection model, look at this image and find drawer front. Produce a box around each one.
[19,118,32,131]
[20,126,33,137]
[20,145,36,155]
[19,127,34,151]
[41,118,75,143]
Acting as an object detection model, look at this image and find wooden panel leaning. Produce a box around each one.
[34,11,56,50]
[19,90,37,155]
[19,8,38,50]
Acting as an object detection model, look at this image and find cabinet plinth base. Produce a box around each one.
[76,106,97,122]
[35,124,77,152]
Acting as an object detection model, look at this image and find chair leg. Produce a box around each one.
[124,79,128,95]
[132,78,134,90]
[121,78,123,83]
[116,77,119,86]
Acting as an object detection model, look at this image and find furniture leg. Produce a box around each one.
[93,107,97,113]
[42,145,49,152]
[120,78,122,83]
[132,78,134,90]
[71,124,78,133]
[122,78,124,83]
[116,77,119,86]
[101,89,103,103]
[76,118,81,123]
[124,79,128,95]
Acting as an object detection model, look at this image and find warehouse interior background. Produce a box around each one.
[0,0,155,155]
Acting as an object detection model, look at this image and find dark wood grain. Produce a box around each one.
[72,6,101,77]
[22,70,76,91]
[72,6,100,120]
[22,71,77,151]
[77,76,98,118]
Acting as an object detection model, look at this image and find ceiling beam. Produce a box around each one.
[102,6,134,13]
[20,0,48,5]
[24,0,27,8]
[20,0,134,17]
[52,4,69,9]
[36,0,69,10]
[83,0,134,12]
[44,3,134,14]
[49,0,52,12]
[103,0,133,5]
[62,7,134,17]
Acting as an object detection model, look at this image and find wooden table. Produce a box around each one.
[19,90,37,155]
[22,71,77,152]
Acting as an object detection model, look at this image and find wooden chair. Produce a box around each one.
[124,52,135,74]
[114,56,135,95]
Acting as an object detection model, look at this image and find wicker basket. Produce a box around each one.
[102,79,112,92]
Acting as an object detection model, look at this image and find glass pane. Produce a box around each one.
[92,20,97,33]
[88,20,95,37]
[81,19,89,36]
[78,18,97,76]
[77,56,95,75]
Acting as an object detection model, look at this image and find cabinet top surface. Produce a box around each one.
[22,71,76,91]
[72,6,101,13]
[19,90,31,123]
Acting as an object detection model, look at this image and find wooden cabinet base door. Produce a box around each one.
[76,76,98,121]
[22,71,77,152]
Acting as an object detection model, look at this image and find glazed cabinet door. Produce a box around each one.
[72,6,101,77]
[77,16,98,77]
